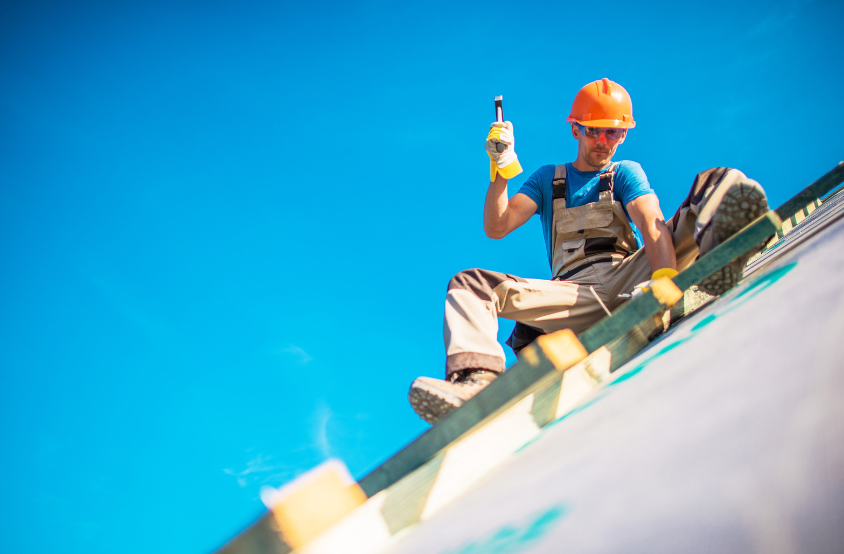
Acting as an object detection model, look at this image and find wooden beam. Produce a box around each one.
[358,338,566,496]
[579,210,779,353]
[215,513,290,554]
[775,161,844,220]
[673,212,781,290]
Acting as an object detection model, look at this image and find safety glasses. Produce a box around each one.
[576,124,625,141]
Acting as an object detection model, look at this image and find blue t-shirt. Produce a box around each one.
[517,160,654,270]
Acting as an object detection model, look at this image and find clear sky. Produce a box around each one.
[1,1,842,553]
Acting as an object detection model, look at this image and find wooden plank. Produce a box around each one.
[673,212,781,290]
[357,335,573,497]
[762,198,817,255]
[579,211,780,353]
[578,290,664,354]
[775,161,844,220]
[821,181,844,203]
[216,513,290,554]
[357,356,548,496]
[263,461,367,549]
[217,462,368,554]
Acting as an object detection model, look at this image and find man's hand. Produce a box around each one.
[631,268,679,298]
[485,121,522,181]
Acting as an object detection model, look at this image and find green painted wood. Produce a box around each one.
[578,292,664,354]
[821,182,844,203]
[579,212,780,353]
[216,513,291,554]
[673,212,781,291]
[775,161,844,219]
[358,348,559,497]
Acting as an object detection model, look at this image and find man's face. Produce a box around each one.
[573,124,627,169]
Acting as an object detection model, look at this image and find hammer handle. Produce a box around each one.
[494,96,506,153]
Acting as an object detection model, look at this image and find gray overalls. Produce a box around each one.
[550,163,638,278]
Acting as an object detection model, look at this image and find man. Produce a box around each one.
[409,78,768,424]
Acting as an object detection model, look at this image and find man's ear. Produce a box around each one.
[571,123,579,139]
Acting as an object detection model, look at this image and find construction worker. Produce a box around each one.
[409,78,769,424]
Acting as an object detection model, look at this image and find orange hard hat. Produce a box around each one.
[566,78,636,129]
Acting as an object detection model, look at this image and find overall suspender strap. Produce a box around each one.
[556,163,615,199]
[552,165,567,200]
[598,162,617,196]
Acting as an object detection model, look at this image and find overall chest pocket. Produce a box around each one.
[555,203,614,235]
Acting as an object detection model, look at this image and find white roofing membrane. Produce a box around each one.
[386,197,844,554]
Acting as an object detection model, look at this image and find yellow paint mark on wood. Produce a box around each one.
[266,460,366,549]
[519,344,541,367]
[536,329,588,371]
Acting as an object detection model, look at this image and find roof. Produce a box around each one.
[216,162,844,554]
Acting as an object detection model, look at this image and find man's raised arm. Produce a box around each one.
[484,173,537,239]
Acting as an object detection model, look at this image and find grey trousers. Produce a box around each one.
[443,167,759,377]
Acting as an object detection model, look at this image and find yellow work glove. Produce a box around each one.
[485,121,523,182]
[631,268,679,298]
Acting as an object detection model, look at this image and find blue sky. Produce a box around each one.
[1,1,842,553]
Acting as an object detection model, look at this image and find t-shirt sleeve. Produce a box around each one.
[517,165,554,215]
[615,161,654,207]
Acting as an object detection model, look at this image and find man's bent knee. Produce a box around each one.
[447,268,521,302]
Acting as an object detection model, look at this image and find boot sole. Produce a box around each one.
[698,182,768,295]
[408,380,464,425]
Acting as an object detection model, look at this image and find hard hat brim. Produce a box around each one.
[567,117,636,129]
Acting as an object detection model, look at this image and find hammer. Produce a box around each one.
[494,95,506,153]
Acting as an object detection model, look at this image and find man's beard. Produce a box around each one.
[585,147,612,167]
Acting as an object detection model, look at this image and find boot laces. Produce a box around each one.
[448,369,492,384]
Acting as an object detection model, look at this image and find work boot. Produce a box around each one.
[408,369,499,425]
[698,180,768,295]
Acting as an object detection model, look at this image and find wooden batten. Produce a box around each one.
[262,461,367,550]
